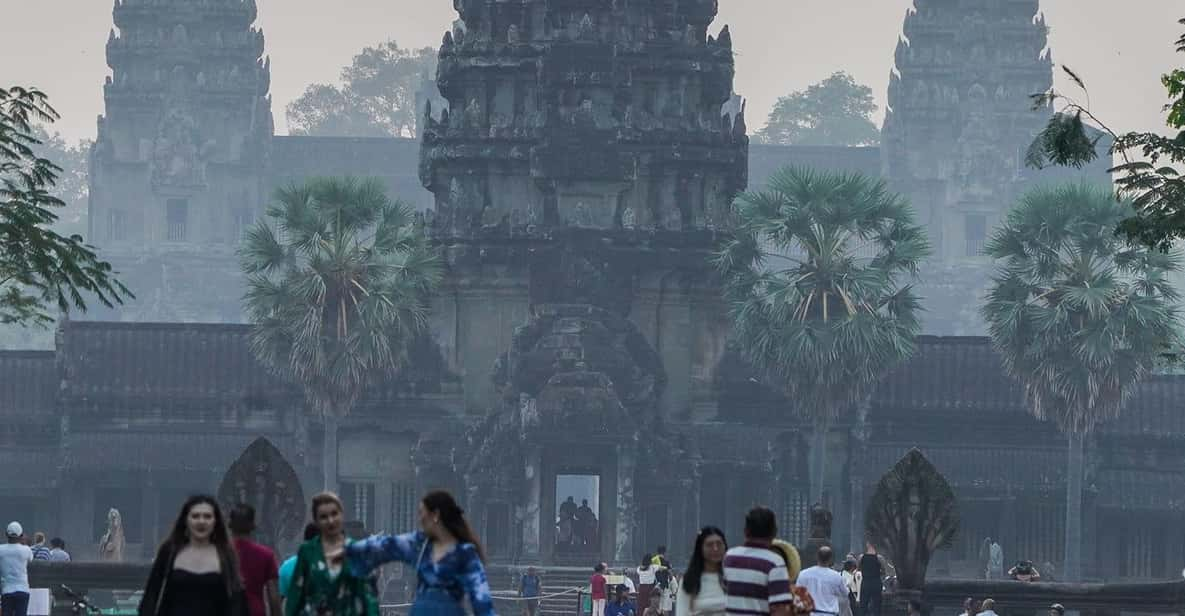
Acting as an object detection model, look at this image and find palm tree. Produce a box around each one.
[716,166,929,503]
[241,177,441,491]
[982,183,1181,581]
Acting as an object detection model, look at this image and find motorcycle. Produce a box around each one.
[60,584,102,615]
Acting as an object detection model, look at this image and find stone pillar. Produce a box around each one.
[521,445,542,561]
[849,403,870,553]
[615,446,636,563]
[143,475,159,560]
[849,479,866,554]
[999,495,1017,571]
[1081,491,1098,580]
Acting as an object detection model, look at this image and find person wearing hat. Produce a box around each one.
[0,521,33,616]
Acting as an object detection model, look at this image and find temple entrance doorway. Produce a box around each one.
[555,474,601,557]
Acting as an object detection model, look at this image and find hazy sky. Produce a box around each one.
[3,1,1181,143]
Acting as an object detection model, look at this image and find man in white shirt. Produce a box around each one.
[0,521,34,616]
[795,547,852,616]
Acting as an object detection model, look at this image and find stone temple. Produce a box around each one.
[7,0,1175,584]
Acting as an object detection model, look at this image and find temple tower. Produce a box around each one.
[883,0,1052,261]
[88,0,273,321]
[422,0,747,414]
[882,0,1053,333]
[422,0,747,236]
[425,0,747,563]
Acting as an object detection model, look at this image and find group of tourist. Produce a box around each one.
[0,522,73,616]
[580,507,901,616]
[959,597,1065,616]
[584,507,810,616]
[590,547,682,616]
[836,545,887,616]
[0,496,1076,616]
[557,497,599,553]
[130,488,492,616]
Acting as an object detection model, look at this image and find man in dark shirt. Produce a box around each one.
[576,500,598,547]
[858,543,883,616]
[606,584,635,616]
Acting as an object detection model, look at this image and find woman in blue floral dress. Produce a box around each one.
[346,490,496,616]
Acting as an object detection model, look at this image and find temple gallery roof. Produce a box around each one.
[61,431,297,474]
[58,321,288,403]
[51,320,454,410]
[875,336,1025,414]
[0,351,56,417]
[5,322,1185,436]
[720,334,1185,436]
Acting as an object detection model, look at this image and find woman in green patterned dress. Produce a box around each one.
[284,492,378,616]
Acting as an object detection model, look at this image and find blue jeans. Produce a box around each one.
[1,592,29,616]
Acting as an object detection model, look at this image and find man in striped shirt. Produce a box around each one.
[723,507,793,616]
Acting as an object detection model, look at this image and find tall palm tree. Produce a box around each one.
[982,183,1181,581]
[716,166,929,503]
[241,177,441,491]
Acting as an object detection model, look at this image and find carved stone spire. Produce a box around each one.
[95,0,273,206]
[89,0,276,321]
[882,0,1056,334]
[422,0,748,239]
[883,0,1052,255]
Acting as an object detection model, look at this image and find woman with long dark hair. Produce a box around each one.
[676,527,727,616]
[139,495,246,616]
[345,490,495,616]
[285,492,377,616]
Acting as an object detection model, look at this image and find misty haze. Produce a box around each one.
[2,2,1185,616]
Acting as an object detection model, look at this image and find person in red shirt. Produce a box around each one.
[229,503,282,616]
[592,562,609,616]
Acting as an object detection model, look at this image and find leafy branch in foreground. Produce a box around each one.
[1026,18,1185,251]
[0,86,130,326]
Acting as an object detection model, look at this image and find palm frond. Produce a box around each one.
[241,177,441,420]
[983,182,1183,435]
[718,166,929,425]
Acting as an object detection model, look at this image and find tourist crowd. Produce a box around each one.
[0,496,1074,616]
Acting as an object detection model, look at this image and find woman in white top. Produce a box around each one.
[676,526,727,616]
[637,555,658,610]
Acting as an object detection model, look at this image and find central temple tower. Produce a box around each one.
[421,0,747,236]
[424,0,749,563]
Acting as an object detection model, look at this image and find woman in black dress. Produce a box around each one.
[139,495,246,616]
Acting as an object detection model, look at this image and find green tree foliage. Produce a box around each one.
[982,183,1182,580]
[31,127,89,238]
[0,86,128,327]
[716,167,929,500]
[755,72,881,146]
[1027,19,1185,250]
[287,41,436,139]
[241,177,441,490]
